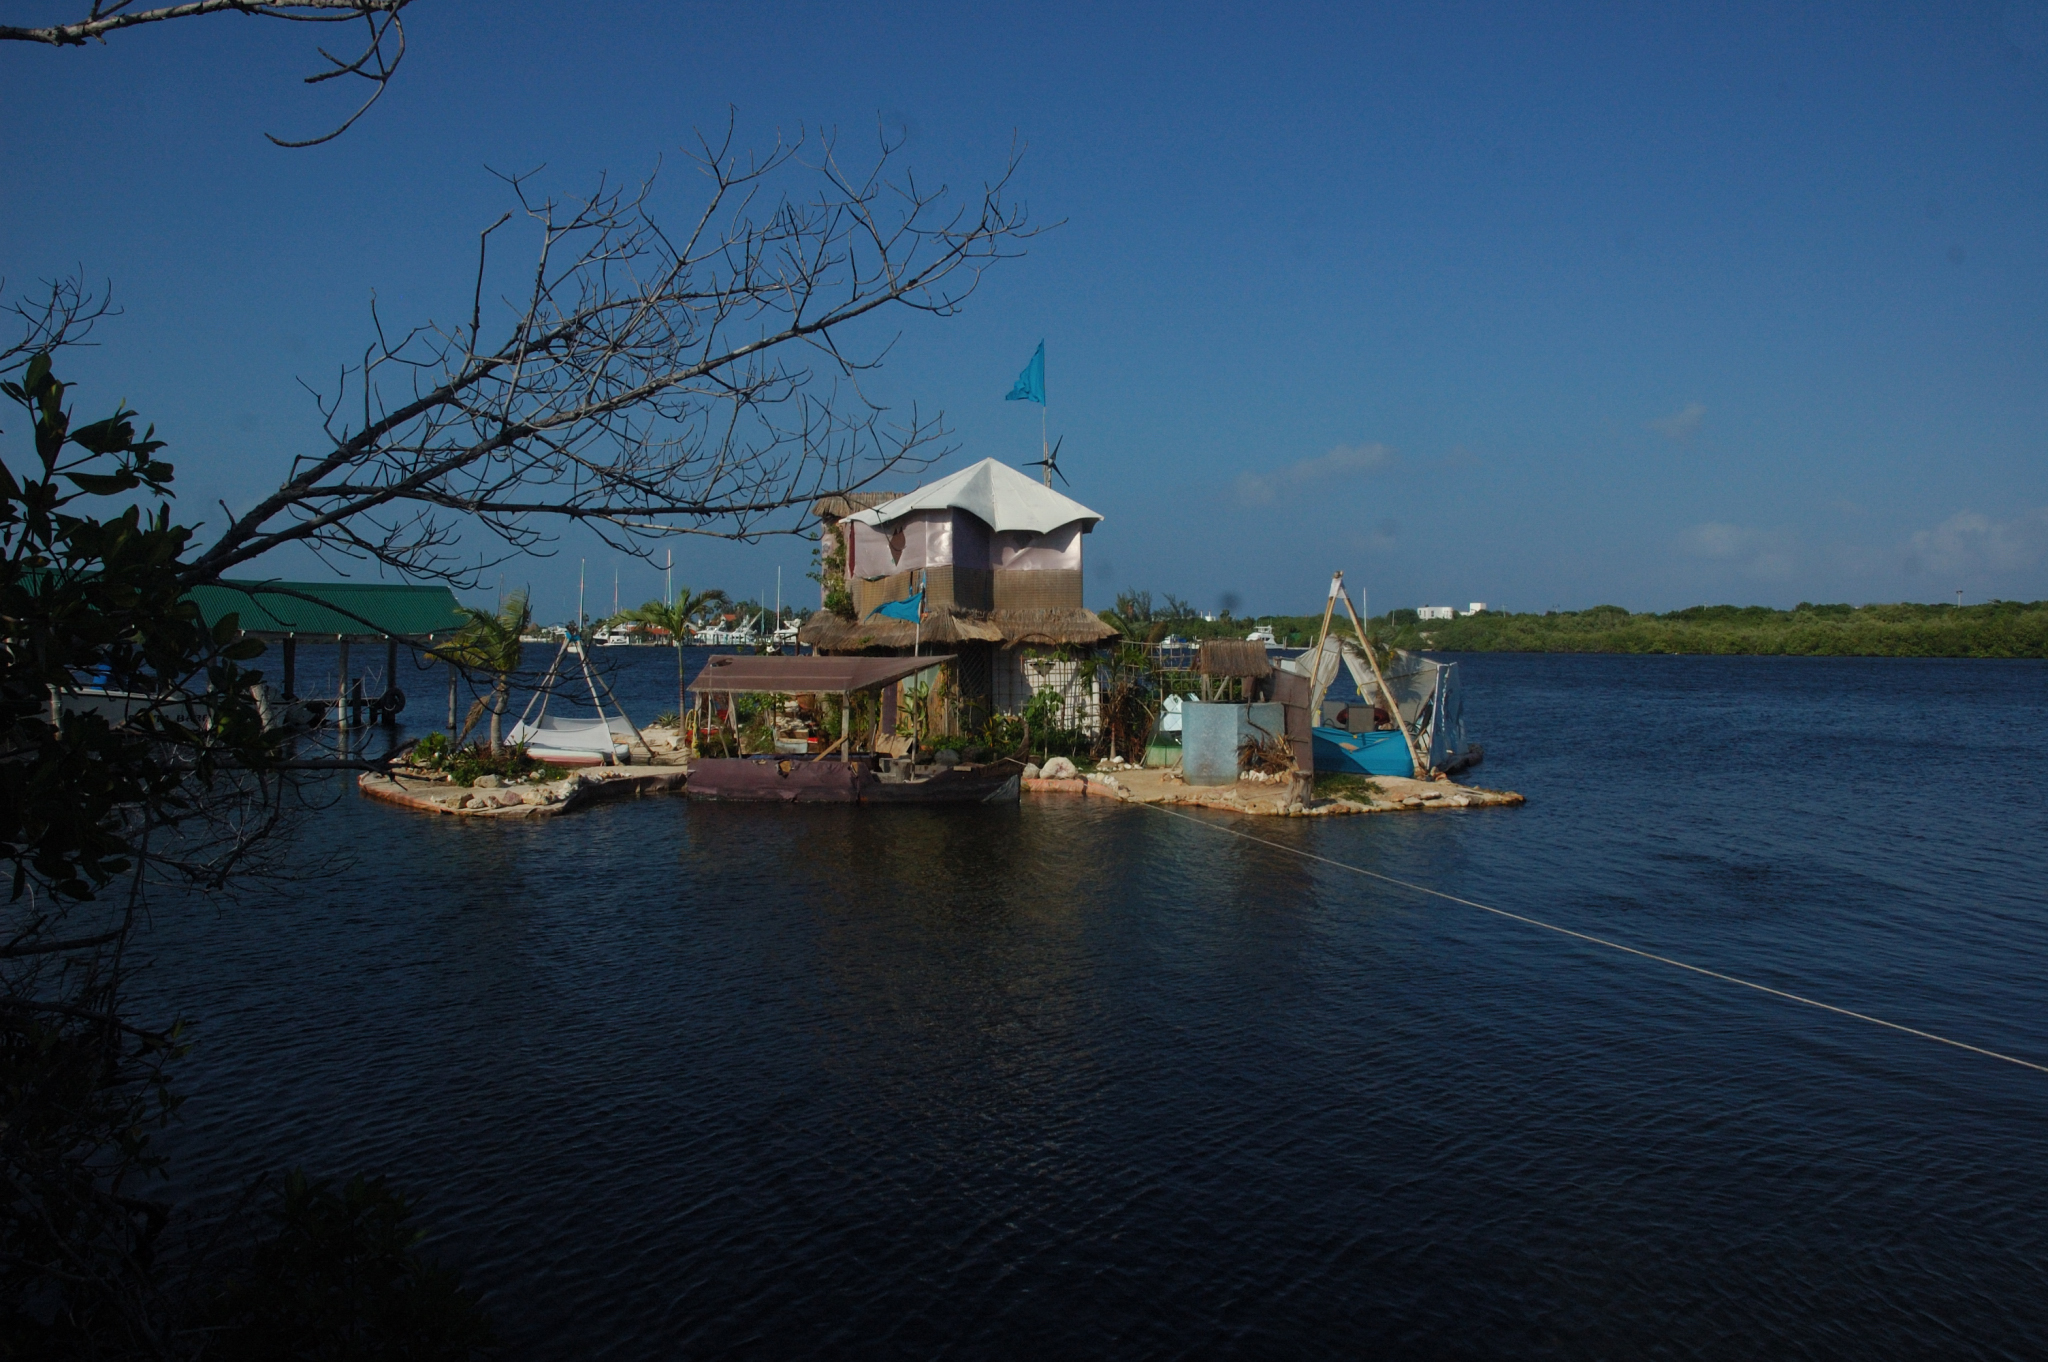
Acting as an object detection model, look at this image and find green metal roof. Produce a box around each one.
[188,579,470,640]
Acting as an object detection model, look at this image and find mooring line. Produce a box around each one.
[1143,803,2048,1076]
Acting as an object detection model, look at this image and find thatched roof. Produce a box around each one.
[799,605,1117,653]
[811,491,901,522]
[1196,640,1274,677]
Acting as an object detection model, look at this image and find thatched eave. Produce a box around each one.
[1196,640,1275,677]
[800,605,1116,654]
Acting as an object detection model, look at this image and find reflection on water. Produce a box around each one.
[137,654,2048,1358]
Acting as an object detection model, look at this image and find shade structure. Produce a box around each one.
[686,653,958,696]
[187,579,468,639]
[842,458,1102,535]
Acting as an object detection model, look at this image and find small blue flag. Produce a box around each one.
[1004,341,1046,406]
[869,590,924,622]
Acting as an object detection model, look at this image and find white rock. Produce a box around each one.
[1040,756,1079,780]
[1022,763,1041,780]
[472,774,502,789]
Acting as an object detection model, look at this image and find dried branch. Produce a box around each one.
[0,1,413,148]
[181,122,1044,589]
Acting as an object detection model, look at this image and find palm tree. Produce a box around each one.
[626,586,729,723]
[438,590,531,751]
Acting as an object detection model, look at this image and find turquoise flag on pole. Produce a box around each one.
[869,590,923,622]
[1005,341,1046,405]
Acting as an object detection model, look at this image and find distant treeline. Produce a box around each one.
[1101,594,2048,658]
[1282,601,2047,658]
[1373,600,2048,658]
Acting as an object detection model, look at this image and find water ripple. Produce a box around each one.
[134,652,2048,1358]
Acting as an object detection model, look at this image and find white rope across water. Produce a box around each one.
[1144,803,2048,1076]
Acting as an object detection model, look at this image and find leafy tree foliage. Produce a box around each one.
[624,587,729,721]
[433,592,531,750]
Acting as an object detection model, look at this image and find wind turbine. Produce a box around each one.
[1026,435,1069,487]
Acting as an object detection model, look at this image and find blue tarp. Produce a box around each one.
[1312,725,1414,778]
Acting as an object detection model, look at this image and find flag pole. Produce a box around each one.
[1041,404,1054,487]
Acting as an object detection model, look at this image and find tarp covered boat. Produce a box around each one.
[1284,637,1477,778]
[506,713,634,767]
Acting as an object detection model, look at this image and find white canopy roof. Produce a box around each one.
[845,458,1102,536]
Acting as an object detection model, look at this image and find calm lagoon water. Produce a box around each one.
[138,651,2048,1358]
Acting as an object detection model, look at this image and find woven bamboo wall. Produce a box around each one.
[851,571,913,617]
[991,568,1082,610]
[852,565,1001,615]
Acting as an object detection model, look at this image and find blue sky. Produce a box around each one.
[5,1,2046,620]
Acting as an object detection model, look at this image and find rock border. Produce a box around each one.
[358,768,687,819]
[1025,768,1525,817]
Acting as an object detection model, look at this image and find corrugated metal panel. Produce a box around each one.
[188,580,468,639]
[1181,701,1246,786]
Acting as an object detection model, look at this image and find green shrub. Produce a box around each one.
[408,736,565,786]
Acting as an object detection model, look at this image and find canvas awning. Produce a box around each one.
[687,653,957,695]
[187,579,469,640]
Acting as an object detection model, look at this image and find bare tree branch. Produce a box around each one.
[0,1,413,148]
[177,121,1046,589]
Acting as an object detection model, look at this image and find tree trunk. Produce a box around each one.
[490,677,506,752]
[676,643,686,727]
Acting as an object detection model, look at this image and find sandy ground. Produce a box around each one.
[1027,767,1525,817]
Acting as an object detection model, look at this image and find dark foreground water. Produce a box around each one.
[138,652,2048,1358]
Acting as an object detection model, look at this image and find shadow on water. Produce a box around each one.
[134,653,2048,1358]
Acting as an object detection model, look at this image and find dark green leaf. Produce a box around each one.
[64,471,141,496]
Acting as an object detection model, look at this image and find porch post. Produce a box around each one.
[336,636,350,730]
